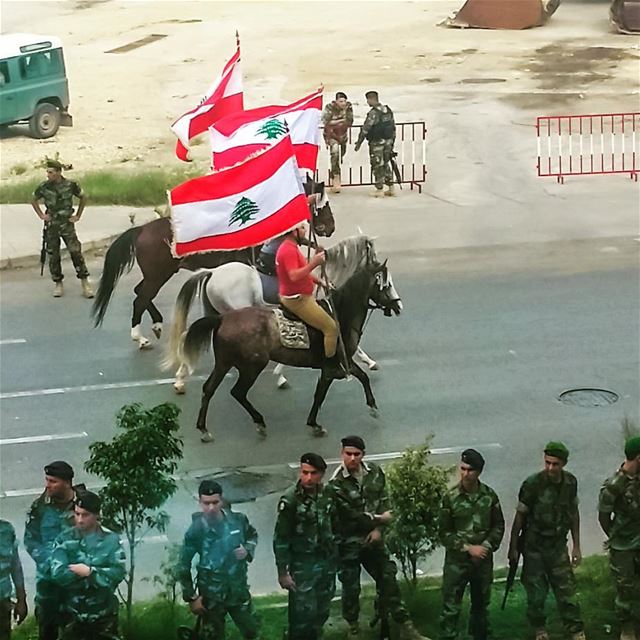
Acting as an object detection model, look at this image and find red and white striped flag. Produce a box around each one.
[170,135,310,255]
[210,89,322,174]
[171,40,243,163]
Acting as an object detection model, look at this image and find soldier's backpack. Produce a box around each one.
[366,106,395,141]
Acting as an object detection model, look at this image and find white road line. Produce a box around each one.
[287,443,503,469]
[0,431,88,446]
[0,338,27,345]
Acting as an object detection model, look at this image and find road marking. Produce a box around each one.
[0,339,27,345]
[287,443,503,469]
[1,482,104,499]
[0,431,88,446]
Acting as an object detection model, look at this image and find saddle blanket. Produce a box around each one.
[273,308,310,349]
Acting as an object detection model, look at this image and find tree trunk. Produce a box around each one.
[126,527,136,627]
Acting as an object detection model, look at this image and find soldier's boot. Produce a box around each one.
[534,629,550,640]
[619,625,637,640]
[347,621,360,637]
[385,183,396,196]
[371,188,385,198]
[571,632,588,640]
[331,175,342,193]
[53,282,64,297]
[398,620,429,640]
[80,278,94,298]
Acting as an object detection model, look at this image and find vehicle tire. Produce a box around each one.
[29,103,61,139]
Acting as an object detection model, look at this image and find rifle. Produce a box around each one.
[389,151,403,190]
[502,524,525,610]
[39,221,48,276]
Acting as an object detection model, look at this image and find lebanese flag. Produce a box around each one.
[170,135,310,255]
[210,89,322,174]
[171,44,243,162]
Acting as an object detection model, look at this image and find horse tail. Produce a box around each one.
[182,315,222,372]
[92,226,143,326]
[163,270,212,370]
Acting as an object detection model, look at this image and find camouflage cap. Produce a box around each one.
[46,159,63,171]
[341,435,365,451]
[44,460,74,481]
[624,436,640,460]
[544,441,569,462]
[300,452,327,471]
[75,490,101,514]
[365,90,379,99]
[461,448,485,471]
[198,480,223,496]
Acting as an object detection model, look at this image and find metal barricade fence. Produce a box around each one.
[316,121,427,192]
[537,112,639,183]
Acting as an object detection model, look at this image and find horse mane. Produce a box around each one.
[323,236,376,289]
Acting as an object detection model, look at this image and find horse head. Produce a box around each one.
[369,260,403,317]
[304,177,335,237]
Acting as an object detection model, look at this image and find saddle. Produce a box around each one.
[273,300,331,350]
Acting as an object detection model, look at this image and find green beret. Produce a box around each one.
[198,480,222,496]
[624,436,640,460]
[461,448,485,471]
[75,491,101,514]
[44,460,74,481]
[544,441,569,462]
[341,435,365,451]
[46,159,62,171]
[300,452,326,471]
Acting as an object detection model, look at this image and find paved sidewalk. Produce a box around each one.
[0,205,158,270]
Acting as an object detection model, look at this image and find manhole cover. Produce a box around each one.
[195,469,292,504]
[558,388,619,407]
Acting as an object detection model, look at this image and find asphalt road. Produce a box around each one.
[1,237,638,598]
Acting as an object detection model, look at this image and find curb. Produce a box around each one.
[0,232,123,271]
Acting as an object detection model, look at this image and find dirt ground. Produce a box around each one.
[1,0,638,180]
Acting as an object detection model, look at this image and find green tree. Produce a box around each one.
[143,543,182,613]
[85,402,183,626]
[385,439,452,587]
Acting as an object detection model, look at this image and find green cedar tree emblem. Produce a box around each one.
[230,197,259,226]
[257,118,288,140]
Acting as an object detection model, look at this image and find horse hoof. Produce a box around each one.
[368,361,379,371]
[256,424,267,438]
[173,382,186,395]
[310,425,328,438]
[138,339,152,350]
[200,431,214,443]
[152,324,162,339]
[277,377,290,390]
[369,406,380,419]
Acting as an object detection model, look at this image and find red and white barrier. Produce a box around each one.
[537,113,639,183]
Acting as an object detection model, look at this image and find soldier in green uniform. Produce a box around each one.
[50,491,126,640]
[273,453,337,640]
[178,480,260,640]
[24,461,84,640]
[31,160,93,299]
[0,519,28,639]
[329,436,427,640]
[508,442,587,640]
[353,91,396,198]
[322,91,353,193]
[439,449,504,640]
[598,436,640,640]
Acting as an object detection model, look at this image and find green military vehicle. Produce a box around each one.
[0,33,73,138]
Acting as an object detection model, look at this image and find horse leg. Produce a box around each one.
[196,360,231,443]
[230,363,269,438]
[272,363,290,390]
[173,363,188,395]
[147,301,163,339]
[131,281,152,350]
[356,345,378,370]
[348,360,379,418]
[131,272,174,349]
[306,372,335,437]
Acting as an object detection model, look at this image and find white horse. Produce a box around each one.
[166,237,402,394]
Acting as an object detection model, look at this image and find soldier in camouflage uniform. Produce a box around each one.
[50,491,126,640]
[178,480,260,640]
[598,436,640,640]
[31,159,93,299]
[322,91,353,193]
[439,449,504,640]
[354,91,396,198]
[0,519,27,639]
[273,453,337,640]
[329,436,427,640]
[508,442,587,640]
[24,461,84,640]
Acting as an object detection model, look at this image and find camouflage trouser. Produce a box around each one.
[0,598,11,640]
[368,139,394,189]
[199,590,260,639]
[35,578,67,640]
[60,614,120,640]
[328,139,347,177]
[338,541,408,625]
[46,220,89,283]
[609,548,640,627]
[440,552,494,640]
[522,542,583,634]
[287,555,336,640]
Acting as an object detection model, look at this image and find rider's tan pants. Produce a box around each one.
[280,295,338,357]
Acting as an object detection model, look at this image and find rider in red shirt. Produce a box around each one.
[276,223,338,367]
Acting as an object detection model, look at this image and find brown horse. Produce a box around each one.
[164,237,402,442]
[91,178,335,348]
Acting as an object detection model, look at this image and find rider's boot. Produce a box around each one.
[80,278,94,299]
[53,282,64,297]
